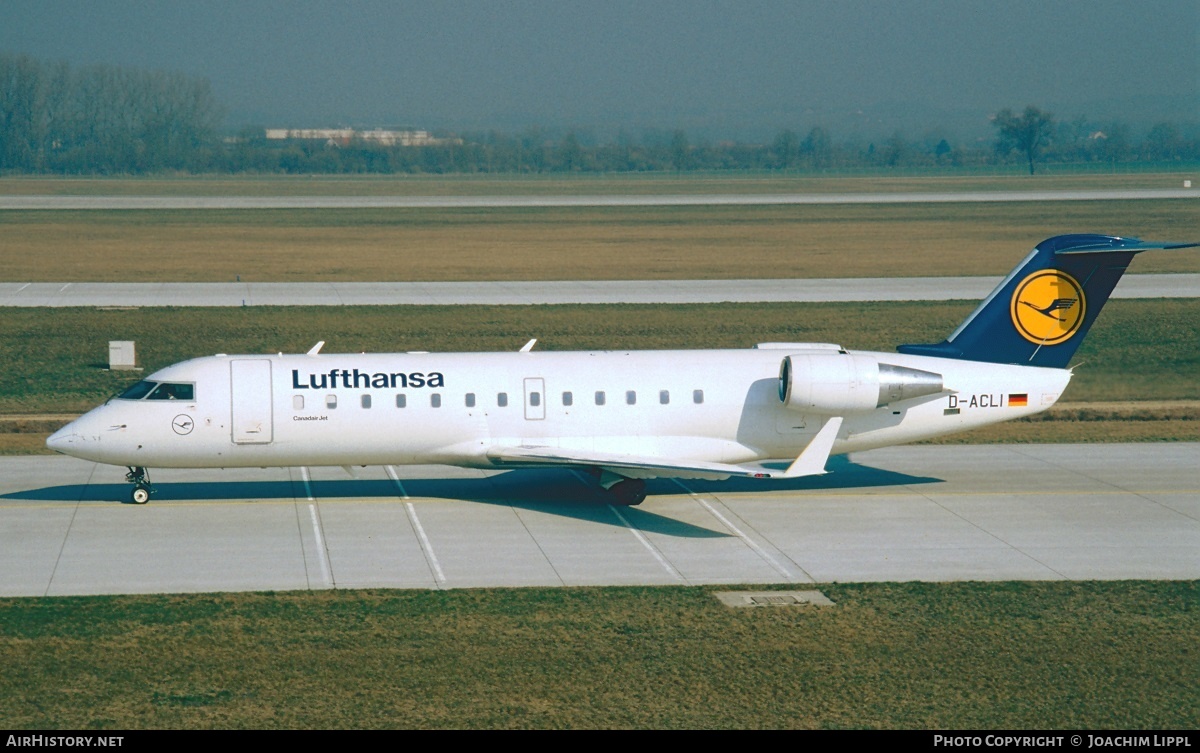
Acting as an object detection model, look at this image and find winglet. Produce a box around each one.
[782,416,843,478]
[520,339,537,353]
[306,341,325,356]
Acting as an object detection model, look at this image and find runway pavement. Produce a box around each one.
[3,273,1198,306]
[2,443,1196,597]
[2,188,1197,210]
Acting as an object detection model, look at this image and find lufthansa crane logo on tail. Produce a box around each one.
[1010,270,1086,345]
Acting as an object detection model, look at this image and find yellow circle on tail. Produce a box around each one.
[1010,270,1086,345]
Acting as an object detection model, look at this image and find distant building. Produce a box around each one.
[263,128,461,147]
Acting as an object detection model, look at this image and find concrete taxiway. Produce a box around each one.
[3,274,1198,307]
[2,188,1197,210]
[1,443,1196,597]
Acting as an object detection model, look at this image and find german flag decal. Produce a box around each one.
[1009,393,1028,407]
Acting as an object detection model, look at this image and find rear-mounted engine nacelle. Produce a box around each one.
[779,353,943,414]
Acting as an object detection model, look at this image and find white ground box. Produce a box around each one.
[108,341,138,370]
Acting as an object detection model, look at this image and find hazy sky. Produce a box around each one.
[2,1,1196,139]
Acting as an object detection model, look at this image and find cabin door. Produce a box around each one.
[523,377,545,420]
[230,359,274,444]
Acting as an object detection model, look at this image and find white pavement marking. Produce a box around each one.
[308,503,333,588]
[610,504,685,582]
[672,479,799,579]
[298,467,333,587]
[568,468,685,581]
[406,502,445,585]
[300,466,315,501]
[385,465,409,499]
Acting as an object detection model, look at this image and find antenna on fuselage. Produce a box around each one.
[307,341,325,356]
[519,339,537,352]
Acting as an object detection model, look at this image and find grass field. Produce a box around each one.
[1,582,1195,729]
[3,202,1197,282]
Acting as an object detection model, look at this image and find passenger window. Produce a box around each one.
[595,391,606,406]
[326,394,337,409]
[396,394,407,408]
[497,392,508,407]
[626,390,636,405]
[693,389,704,404]
[361,394,372,409]
[562,391,573,406]
[660,390,670,405]
[465,393,476,408]
[530,392,541,407]
[293,395,304,410]
[431,393,441,408]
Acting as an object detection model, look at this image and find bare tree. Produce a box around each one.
[994,106,1054,175]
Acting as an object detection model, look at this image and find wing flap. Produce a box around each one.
[485,445,774,481]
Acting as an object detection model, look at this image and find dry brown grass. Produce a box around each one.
[2,200,1198,281]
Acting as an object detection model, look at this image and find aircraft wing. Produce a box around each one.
[485,416,843,482]
[485,445,774,481]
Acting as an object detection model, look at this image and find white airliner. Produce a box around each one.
[47,234,1195,505]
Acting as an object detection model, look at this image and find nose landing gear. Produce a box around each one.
[125,467,154,504]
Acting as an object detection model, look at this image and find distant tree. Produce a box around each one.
[883,130,908,167]
[1093,121,1131,165]
[555,131,583,171]
[1144,122,1183,162]
[772,129,798,169]
[801,126,832,169]
[994,106,1054,175]
[670,129,690,170]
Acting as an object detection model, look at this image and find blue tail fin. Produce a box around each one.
[898,234,1197,368]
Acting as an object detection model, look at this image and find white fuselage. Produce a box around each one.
[48,347,1070,473]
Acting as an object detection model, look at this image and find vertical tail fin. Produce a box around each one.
[898,234,1197,368]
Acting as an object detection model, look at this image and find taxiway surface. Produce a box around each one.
[3,274,1198,306]
[2,188,1197,210]
[2,443,1196,597]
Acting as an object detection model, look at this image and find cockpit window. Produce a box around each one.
[116,381,158,400]
[147,382,195,401]
[116,381,195,401]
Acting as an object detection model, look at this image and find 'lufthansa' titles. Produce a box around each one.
[292,369,444,390]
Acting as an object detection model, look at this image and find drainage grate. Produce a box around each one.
[714,590,835,608]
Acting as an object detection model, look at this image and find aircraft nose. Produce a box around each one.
[46,424,81,454]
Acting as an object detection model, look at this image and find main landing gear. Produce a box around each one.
[125,467,154,504]
[580,467,648,506]
[609,479,647,507]
[578,467,646,506]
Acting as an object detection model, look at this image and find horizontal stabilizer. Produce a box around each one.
[898,234,1198,368]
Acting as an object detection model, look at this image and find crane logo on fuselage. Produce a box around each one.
[1009,270,1086,346]
[291,368,445,390]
